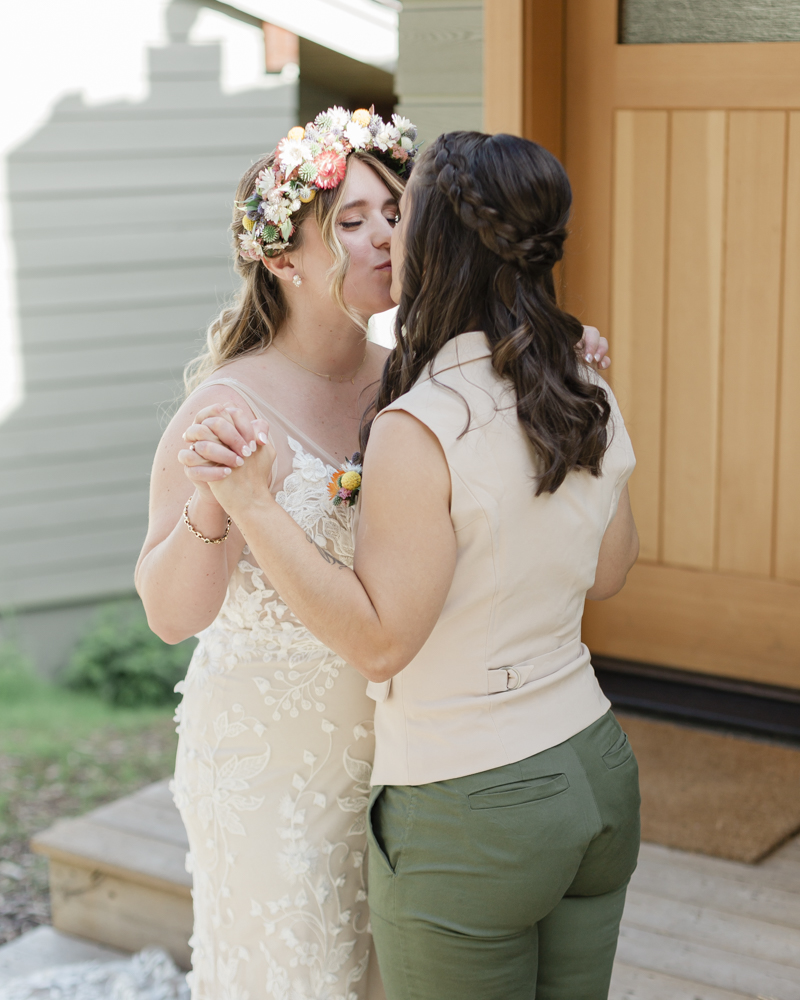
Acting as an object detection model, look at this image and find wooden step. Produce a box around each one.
[31,779,192,968]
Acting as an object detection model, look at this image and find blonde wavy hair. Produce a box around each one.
[184,151,405,394]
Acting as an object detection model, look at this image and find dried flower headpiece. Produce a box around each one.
[238,106,419,261]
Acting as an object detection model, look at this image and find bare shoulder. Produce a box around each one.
[155,382,254,466]
[178,381,255,422]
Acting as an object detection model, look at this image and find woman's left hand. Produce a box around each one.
[578,326,611,371]
[206,418,277,513]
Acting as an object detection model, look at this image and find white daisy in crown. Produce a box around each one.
[343,121,371,150]
[277,137,311,173]
[328,106,351,130]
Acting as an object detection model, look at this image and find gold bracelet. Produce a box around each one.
[183,498,231,544]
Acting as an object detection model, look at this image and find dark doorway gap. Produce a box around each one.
[594,656,800,743]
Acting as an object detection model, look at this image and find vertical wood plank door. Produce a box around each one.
[563,0,800,689]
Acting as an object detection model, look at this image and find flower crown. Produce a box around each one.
[237,106,419,261]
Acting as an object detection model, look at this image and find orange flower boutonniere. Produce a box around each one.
[328,454,362,508]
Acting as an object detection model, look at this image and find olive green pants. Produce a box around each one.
[367,711,641,1000]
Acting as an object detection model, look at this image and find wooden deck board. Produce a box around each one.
[616,924,800,997]
[623,888,800,969]
[630,862,800,932]
[610,962,754,1000]
[636,840,800,895]
[89,797,188,848]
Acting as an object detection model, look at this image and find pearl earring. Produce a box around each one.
[293,275,303,287]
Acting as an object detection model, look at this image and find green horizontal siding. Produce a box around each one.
[0,40,295,613]
[396,0,484,144]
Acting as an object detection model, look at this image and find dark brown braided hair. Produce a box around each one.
[362,130,611,495]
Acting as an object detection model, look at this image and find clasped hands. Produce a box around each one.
[179,403,275,511]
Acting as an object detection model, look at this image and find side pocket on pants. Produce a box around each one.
[602,731,634,770]
[367,785,396,876]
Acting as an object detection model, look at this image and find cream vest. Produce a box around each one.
[367,331,636,786]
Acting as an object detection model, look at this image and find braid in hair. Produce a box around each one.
[432,138,565,273]
[364,131,611,495]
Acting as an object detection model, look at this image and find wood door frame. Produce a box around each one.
[484,0,565,157]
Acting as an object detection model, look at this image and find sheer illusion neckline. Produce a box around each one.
[199,376,343,467]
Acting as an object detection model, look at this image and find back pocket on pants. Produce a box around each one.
[468,773,569,809]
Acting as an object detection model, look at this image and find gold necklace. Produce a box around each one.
[273,342,368,385]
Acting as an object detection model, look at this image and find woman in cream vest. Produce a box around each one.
[182,131,640,1000]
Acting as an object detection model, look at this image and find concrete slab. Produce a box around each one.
[0,926,126,986]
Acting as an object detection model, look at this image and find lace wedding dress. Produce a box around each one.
[169,378,383,1000]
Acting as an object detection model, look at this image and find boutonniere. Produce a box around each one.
[328,454,363,508]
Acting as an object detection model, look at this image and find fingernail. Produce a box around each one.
[242,446,251,457]
[595,353,601,363]
[250,440,256,450]
[259,433,268,444]
[585,354,593,363]
[236,456,244,466]
[224,468,232,475]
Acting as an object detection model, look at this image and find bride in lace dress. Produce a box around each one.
[135,111,412,1000]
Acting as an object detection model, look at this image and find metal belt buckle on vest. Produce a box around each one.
[487,666,521,694]
[506,667,521,690]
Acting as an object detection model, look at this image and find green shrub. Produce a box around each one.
[0,640,42,702]
[64,602,197,707]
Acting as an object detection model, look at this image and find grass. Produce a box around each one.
[0,644,178,944]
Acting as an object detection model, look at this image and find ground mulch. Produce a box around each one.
[619,712,800,863]
[0,718,177,946]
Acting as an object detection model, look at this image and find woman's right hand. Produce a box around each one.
[179,404,257,486]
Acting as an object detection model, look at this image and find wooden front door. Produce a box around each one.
[560,0,800,689]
